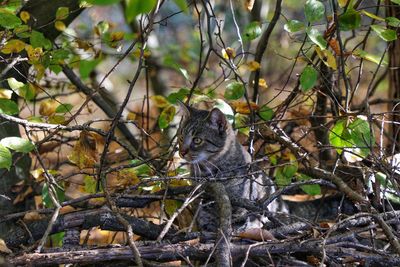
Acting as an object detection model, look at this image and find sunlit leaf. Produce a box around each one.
[307,28,327,49]
[0,137,35,153]
[222,47,236,60]
[284,20,305,33]
[7,77,24,91]
[361,10,384,21]
[158,105,176,129]
[0,145,12,170]
[386,17,400,27]
[353,49,387,65]
[371,25,397,42]
[300,65,318,91]
[230,100,259,114]
[224,81,245,100]
[243,21,262,41]
[0,89,12,99]
[304,0,325,22]
[339,8,361,31]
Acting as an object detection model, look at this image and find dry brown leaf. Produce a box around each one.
[0,239,12,254]
[244,0,255,11]
[13,186,33,205]
[68,131,98,169]
[230,100,259,114]
[23,211,44,221]
[237,228,276,241]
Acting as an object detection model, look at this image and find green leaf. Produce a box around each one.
[258,105,274,121]
[371,25,397,42]
[167,88,189,104]
[49,64,63,74]
[243,21,262,41]
[0,99,19,115]
[339,9,361,31]
[79,59,100,79]
[304,0,325,23]
[14,25,31,38]
[125,0,157,22]
[86,0,121,5]
[0,12,21,29]
[158,105,176,129]
[0,145,12,170]
[165,199,182,216]
[283,162,298,179]
[297,174,321,195]
[329,116,373,160]
[0,137,35,153]
[50,232,65,247]
[84,175,97,193]
[17,84,35,101]
[55,103,73,113]
[284,20,305,33]
[391,0,400,5]
[224,81,245,100]
[173,0,188,13]
[329,119,351,154]
[56,7,69,20]
[130,159,152,176]
[42,182,65,208]
[30,30,52,50]
[386,17,400,27]
[353,49,388,65]
[300,65,318,91]
[275,167,291,187]
[307,28,327,49]
[7,77,24,90]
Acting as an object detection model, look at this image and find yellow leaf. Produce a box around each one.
[315,46,337,70]
[165,199,181,216]
[114,168,140,189]
[68,131,98,169]
[34,64,45,80]
[76,39,92,51]
[0,89,12,99]
[48,114,66,124]
[1,39,26,54]
[230,100,259,114]
[258,78,268,89]
[169,178,192,187]
[25,45,43,62]
[111,31,124,41]
[150,95,169,108]
[361,10,385,21]
[246,61,260,71]
[222,47,236,60]
[39,99,58,116]
[126,112,136,121]
[20,11,30,23]
[337,0,348,7]
[132,48,151,58]
[55,20,66,31]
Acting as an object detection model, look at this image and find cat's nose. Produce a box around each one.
[179,148,189,158]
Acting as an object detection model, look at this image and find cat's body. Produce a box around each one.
[177,104,280,232]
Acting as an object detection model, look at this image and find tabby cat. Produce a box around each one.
[177,103,281,232]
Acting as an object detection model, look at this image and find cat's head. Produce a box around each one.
[177,103,231,163]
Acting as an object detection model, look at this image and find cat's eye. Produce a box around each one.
[193,137,202,145]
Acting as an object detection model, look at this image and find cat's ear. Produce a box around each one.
[209,108,227,133]
[177,100,191,118]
